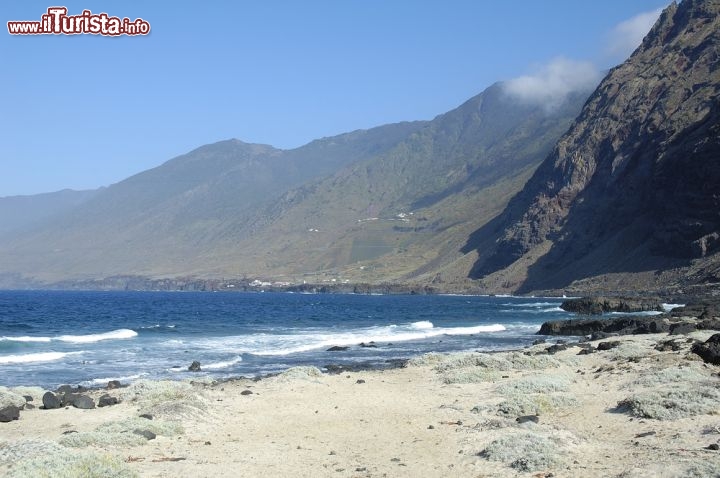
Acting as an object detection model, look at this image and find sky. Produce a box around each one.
[1,1,668,197]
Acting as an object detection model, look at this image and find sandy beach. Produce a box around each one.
[2,331,720,477]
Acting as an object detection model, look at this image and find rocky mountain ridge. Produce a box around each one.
[467,0,720,294]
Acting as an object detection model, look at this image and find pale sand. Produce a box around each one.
[2,332,720,477]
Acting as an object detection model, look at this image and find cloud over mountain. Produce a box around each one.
[501,57,602,110]
[606,7,665,59]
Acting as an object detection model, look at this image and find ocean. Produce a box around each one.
[0,290,579,389]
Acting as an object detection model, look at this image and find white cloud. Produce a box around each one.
[606,7,665,59]
[502,57,602,109]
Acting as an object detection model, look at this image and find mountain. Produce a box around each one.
[0,82,591,288]
[0,189,99,238]
[209,83,591,286]
[466,0,720,294]
[0,122,424,283]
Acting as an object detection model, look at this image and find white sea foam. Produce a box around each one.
[83,373,147,386]
[607,311,663,316]
[202,356,243,370]
[662,303,685,312]
[196,321,507,357]
[0,351,83,365]
[56,328,138,343]
[502,302,559,307]
[1,328,138,344]
[501,306,565,314]
[0,336,52,343]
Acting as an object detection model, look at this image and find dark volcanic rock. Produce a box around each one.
[134,429,156,440]
[516,415,539,424]
[692,333,720,365]
[538,316,670,337]
[61,393,80,407]
[561,297,663,315]
[468,0,720,293]
[188,361,202,372]
[71,395,95,409]
[107,380,122,390]
[544,343,568,355]
[597,341,621,351]
[654,339,684,352]
[0,406,20,422]
[42,392,62,410]
[326,346,349,352]
[98,394,119,407]
[359,342,377,348]
[240,390,253,396]
[56,385,74,395]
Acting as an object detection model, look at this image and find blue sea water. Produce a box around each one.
[0,290,576,389]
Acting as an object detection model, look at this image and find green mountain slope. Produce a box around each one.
[189,84,591,286]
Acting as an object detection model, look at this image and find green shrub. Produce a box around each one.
[119,379,207,419]
[7,449,136,478]
[0,389,27,409]
[618,386,720,420]
[496,375,570,394]
[496,392,578,416]
[274,366,323,381]
[479,432,563,471]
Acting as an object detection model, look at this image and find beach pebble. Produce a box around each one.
[356,379,366,384]
[139,413,153,420]
[98,394,119,407]
[42,391,62,410]
[516,415,540,424]
[134,429,156,440]
[0,405,20,422]
[241,390,253,396]
[707,443,720,451]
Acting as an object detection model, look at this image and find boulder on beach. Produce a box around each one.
[42,391,62,410]
[188,361,202,372]
[0,405,20,422]
[692,334,720,365]
[98,394,119,407]
[326,346,349,352]
[71,395,96,409]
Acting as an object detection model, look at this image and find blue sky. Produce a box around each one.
[1,1,667,196]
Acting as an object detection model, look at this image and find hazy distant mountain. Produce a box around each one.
[0,122,424,282]
[0,189,99,238]
[0,81,589,287]
[466,0,720,294]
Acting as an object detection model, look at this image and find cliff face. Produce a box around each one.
[469,0,720,292]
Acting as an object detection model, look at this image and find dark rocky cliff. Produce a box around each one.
[468,0,720,293]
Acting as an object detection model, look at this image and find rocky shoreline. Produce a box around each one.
[2,294,720,476]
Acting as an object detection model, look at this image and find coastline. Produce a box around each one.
[3,331,720,477]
